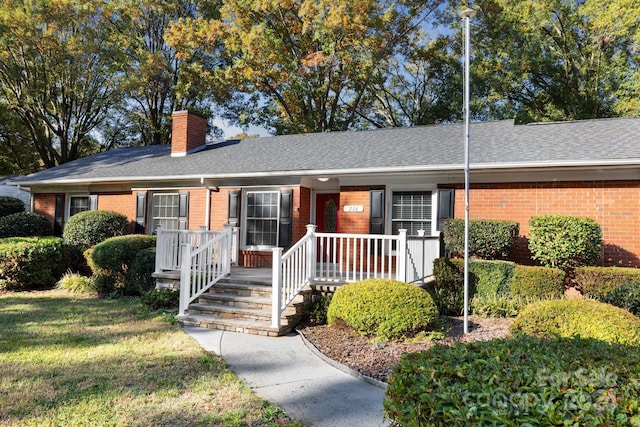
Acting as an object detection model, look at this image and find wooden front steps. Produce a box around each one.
[176,277,310,337]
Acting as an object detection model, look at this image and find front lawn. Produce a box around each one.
[0,290,300,426]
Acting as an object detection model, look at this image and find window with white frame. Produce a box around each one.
[391,191,432,236]
[245,191,279,247]
[69,196,90,217]
[151,193,180,230]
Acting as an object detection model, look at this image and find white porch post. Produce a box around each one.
[397,229,407,282]
[305,224,317,282]
[271,247,283,329]
[179,243,191,316]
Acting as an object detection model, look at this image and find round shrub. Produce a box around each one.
[385,335,640,425]
[0,196,25,218]
[444,218,519,260]
[327,278,439,341]
[528,215,602,270]
[62,210,128,249]
[126,247,157,295]
[509,265,564,299]
[88,235,157,296]
[0,212,52,238]
[0,237,62,290]
[510,299,640,345]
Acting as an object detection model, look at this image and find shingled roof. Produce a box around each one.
[12,117,640,185]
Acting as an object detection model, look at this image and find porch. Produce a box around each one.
[153,225,441,336]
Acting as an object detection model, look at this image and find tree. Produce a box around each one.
[441,0,640,123]
[367,34,464,127]
[167,0,444,134]
[0,105,41,174]
[0,0,122,168]
[107,1,221,146]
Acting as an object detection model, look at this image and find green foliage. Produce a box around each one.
[602,283,640,317]
[430,258,515,315]
[528,215,602,270]
[0,196,24,217]
[510,265,565,299]
[56,271,95,295]
[307,294,333,325]
[575,266,640,299]
[90,273,117,298]
[429,258,466,315]
[0,212,52,238]
[443,218,519,260]
[0,237,62,290]
[126,247,157,295]
[510,299,640,345]
[384,335,640,425]
[327,279,439,341]
[88,235,157,297]
[141,289,179,310]
[61,243,92,276]
[471,294,544,318]
[63,210,129,250]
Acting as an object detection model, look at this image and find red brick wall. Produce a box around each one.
[33,193,57,229]
[339,186,377,234]
[96,192,137,232]
[450,181,640,267]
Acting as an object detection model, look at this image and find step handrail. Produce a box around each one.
[179,227,232,316]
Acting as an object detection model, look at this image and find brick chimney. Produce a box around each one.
[171,111,208,157]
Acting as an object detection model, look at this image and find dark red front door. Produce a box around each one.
[315,193,340,233]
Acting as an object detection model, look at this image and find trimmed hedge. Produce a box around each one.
[603,283,640,317]
[443,218,519,260]
[431,258,515,315]
[0,237,62,290]
[385,336,640,425]
[510,299,640,345]
[575,266,640,299]
[0,212,52,238]
[63,210,128,249]
[87,235,157,296]
[509,265,564,299]
[327,279,439,341]
[0,196,25,218]
[528,215,602,270]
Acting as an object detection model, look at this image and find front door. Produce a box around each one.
[315,193,339,233]
[315,193,339,263]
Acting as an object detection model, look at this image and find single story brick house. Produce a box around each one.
[10,112,640,268]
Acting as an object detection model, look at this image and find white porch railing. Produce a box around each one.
[179,227,233,316]
[155,225,238,273]
[271,225,412,329]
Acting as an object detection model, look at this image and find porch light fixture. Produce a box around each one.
[317,177,330,182]
[460,6,476,334]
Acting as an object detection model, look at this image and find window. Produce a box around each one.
[245,191,279,247]
[69,196,90,217]
[152,193,181,230]
[391,191,432,236]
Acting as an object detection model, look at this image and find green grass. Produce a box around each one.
[0,289,303,426]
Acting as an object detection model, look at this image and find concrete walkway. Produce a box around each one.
[183,326,389,427]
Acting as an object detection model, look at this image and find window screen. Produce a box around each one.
[69,196,90,217]
[152,193,180,230]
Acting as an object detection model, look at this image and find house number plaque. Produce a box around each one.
[343,205,364,212]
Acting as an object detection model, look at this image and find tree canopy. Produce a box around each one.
[0,0,638,173]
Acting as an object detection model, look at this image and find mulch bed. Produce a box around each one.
[297,316,514,383]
